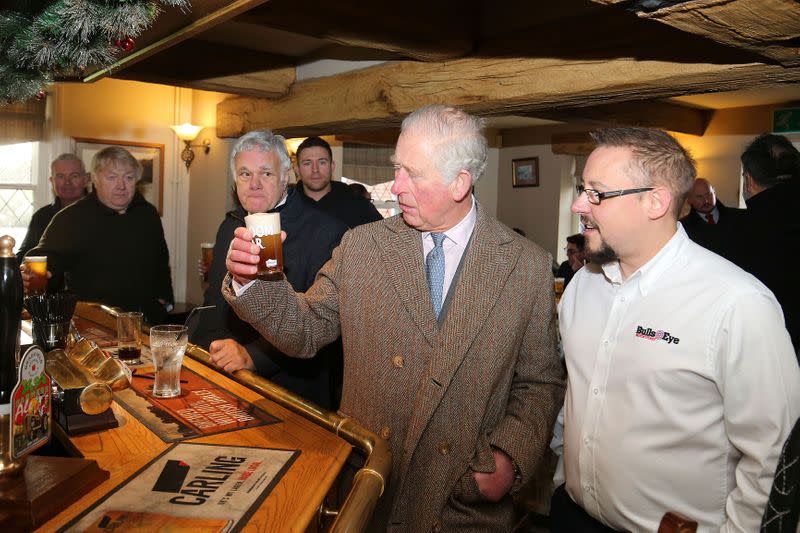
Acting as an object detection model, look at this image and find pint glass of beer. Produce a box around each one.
[200,242,214,283]
[24,256,48,295]
[244,212,283,279]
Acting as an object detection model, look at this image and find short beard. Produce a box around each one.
[301,178,331,192]
[585,241,618,265]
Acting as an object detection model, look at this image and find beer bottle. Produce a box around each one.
[0,235,23,408]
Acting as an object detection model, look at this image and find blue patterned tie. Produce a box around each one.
[426,232,446,318]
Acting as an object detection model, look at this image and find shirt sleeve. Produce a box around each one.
[716,290,800,532]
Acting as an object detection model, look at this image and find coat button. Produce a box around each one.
[431,521,442,533]
[437,442,450,455]
[380,426,391,439]
[392,355,405,368]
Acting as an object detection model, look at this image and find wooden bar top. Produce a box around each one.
[35,306,352,532]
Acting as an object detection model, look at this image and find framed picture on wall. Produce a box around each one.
[74,138,165,216]
[512,157,539,188]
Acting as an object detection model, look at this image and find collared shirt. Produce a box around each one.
[558,225,800,533]
[694,205,719,224]
[421,197,476,300]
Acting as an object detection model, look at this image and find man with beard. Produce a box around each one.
[295,136,383,228]
[678,177,743,261]
[553,127,800,533]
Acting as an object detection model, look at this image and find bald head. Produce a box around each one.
[687,178,716,214]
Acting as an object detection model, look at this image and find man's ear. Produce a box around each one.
[744,172,755,195]
[646,186,672,220]
[450,170,473,202]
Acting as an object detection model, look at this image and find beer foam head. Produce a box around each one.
[245,212,281,236]
[200,242,214,249]
[24,256,47,263]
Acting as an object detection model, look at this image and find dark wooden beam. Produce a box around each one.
[83,0,270,82]
[335,129,400,147]
[116,39,295,98]
[523,101,713,136]
[551,132,595,156]
[235,0,475,61]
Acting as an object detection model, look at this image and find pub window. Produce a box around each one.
[0,142,40,253]
[342,142,398,217]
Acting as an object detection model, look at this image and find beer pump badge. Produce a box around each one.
[10,345,52,459]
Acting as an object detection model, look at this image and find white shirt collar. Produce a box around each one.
[600,224,688,296]
[423,196,476,245]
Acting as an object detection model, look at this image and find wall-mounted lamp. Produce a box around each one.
[171,123,211,169]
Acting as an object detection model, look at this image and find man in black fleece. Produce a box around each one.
[295,136,383,228]
[191,129,347,408]
[25,146,174,324]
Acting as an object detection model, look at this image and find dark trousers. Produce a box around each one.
[550,484,621,533]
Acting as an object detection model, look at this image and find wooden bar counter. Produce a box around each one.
[32,303,390,532]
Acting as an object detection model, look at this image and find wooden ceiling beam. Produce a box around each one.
[83,0,270,82]
[335,129,400,147]
[217,55,800,138]
[636,0,800,66]
[523,101,713,136]
[116,39,295,98]
[235,0,474,61]
[551,132,595,156]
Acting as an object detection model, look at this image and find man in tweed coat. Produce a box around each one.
[223,105,565,531]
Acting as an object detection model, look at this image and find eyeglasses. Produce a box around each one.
[575,184,654,205]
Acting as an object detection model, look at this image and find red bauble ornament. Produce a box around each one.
[119,37,135,52]
[35,90,46,101]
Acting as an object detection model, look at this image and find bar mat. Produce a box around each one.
[72,316,116,348]
[114,367,280,442]
[60,442,300,533]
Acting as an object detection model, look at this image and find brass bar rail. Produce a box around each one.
[76,302,390,532]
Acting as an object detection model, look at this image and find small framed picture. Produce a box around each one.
[512,157,539,188]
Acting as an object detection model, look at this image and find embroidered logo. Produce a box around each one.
[635,325,680,345]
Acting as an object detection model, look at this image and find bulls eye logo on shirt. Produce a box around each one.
[635,325,680,345]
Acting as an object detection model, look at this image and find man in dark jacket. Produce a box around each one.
[738,133,800,356]
[25,147,174,324]
[679,177,744,261]
[17,153,89,260]
[191,130,348,408]
[295,136,383,228]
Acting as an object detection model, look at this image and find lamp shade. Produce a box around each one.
[171,123,203,142]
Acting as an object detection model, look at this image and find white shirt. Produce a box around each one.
[558,225,800,533]
[421,197,476,300]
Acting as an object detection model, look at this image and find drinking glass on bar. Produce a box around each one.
[244,212,283,279]
[24,256,48,295]
[200,242,214,283]
[149,325,188,398]
[116,311,143,364]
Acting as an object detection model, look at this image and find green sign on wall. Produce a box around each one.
[773,108,800,133]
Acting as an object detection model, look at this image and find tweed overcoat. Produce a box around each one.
[223,204,565,531]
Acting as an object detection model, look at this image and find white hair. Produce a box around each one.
[229,129,292,182]
[400,105,488,184]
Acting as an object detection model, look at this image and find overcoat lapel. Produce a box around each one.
[397,207,520,476]
[377,216,439,346]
